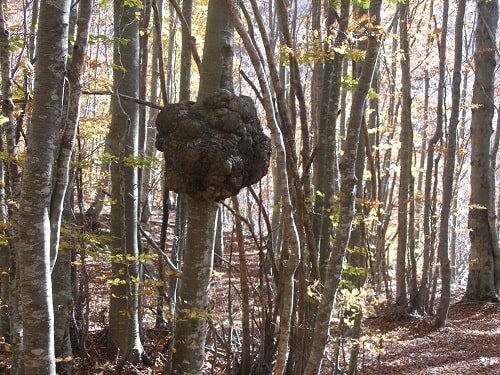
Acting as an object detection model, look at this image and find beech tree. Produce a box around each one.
[435,0,463,328]
[168,0,233,370]
[16,0,71,372]
[107,0,145,362]
[465,0,499,302]
[396,0,412,308]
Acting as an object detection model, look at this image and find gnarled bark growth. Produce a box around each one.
[155,89,271,201]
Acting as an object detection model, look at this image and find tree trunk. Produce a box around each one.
[436,0,461,328]
[179,0,192,102]
[137,0,151,226]
[490,111,500,292]
[107,0,145,362]
[314,0,349,281]
[232,196,251,374]
[141,0,162,225]
[51,0,93,371]
[16,0,71,372]
[171,0,233,372]
[171,199,218,373]
[465,0,498,302]
[213,205,224,265]
[396,0,413,307]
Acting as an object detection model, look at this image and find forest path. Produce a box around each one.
[362,301,500,374]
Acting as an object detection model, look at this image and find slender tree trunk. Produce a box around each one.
[231,196,251,374]
[179,0,192,102]
[213,205,224,265]
[436,0,461,328]
[107,0,145,362]
[315,0,350,281]
[51,0,93,371]
[141,0,162,224]
[396,0,412,307]
[137,0,151,226]
[310,0,322,196]
[465,0,498,301]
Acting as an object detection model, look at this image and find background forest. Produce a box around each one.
[0,0,498,374]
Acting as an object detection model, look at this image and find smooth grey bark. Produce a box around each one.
[435,0,459,328]
[414,0,434,283]
[29,0,39,62]
[107,0,145,362]
[396,0,412,307]
[416,0,442,311]
[51,0,92,371]
[465,0,498,301]
[171,197,218,374]
[346,115,367,375]
[303,1,382,372]
[171,0,233,372]
[426,155,441,312]
[16,0,71,372]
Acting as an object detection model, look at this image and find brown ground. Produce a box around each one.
[0,223,498,374]
[361,301,500,375]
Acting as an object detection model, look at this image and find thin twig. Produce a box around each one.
[239,69,264,104]
[81,90,163,109]
[139,225,178,271]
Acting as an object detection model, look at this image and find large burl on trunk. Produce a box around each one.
[155,89,271,200]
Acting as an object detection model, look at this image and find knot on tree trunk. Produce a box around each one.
[155,89,271,201]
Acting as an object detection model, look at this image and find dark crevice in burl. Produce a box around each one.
[155,89,272,201]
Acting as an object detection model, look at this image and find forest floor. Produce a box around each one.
[361,300,500,374]
[0,218,498,374]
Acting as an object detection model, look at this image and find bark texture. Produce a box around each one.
[16,0,71,372]
[52,1,92,371]
[155,90,271,201]
[396,0,412,307]
[435,0,459,328]
[107,0,145,362]
[465,0,498,301]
